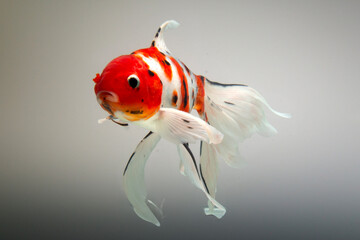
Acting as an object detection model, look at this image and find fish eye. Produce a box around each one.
[127,75,140,89]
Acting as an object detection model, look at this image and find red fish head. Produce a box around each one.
[94,55,163,121]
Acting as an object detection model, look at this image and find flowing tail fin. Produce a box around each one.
[203,77,291,167]
[177,143,226,218]
[199,140,225,217]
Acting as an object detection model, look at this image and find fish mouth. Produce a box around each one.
[96,90,156,122]
[97,91,119,115]
[97,91,119,104]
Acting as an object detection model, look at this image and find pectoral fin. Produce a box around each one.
[154,108,224,144]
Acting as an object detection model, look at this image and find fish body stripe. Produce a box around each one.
[134,48,172,81]
[193,75,205,116]
[133,47,203,114]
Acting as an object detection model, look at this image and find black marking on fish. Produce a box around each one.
[111,119,128,126]
[200,141,203,156]
[141,99,144,102]
[148,70,155,77]
[205,113,209,123]
[183,63,191,75]
[102,102,113,115]
[200,76,205,84]
[157,27,161,33]
[143,131,153,140]
[199,164,210,194]
[131,52,135,55]
[160,51,166,56]
[206,78,247,87]
[172,94,178,105]
[151,41,155,47]
[123,151,135,176]
[183,143,199,176]
[187,126,193,129]
[224,101,235,105]
[164,59,170,66]
[130,110,144,114]
[183,77,188,108]
[123,132,153,176]
[182,119,190,123]
[155,32,159,38]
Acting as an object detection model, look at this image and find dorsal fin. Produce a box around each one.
[151,20,180,53]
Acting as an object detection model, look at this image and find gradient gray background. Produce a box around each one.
[1,0,359,239]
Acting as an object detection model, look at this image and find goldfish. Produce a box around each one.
[93,20,290,226]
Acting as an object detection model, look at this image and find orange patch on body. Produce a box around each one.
[133,47,172,81]
[168,56,190,112]
[171,90,178,107]
[194,75,205,116]
[103,101,158,121]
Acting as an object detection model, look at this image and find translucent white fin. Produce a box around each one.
[200,141,222,216]
[152,20,180,53]
[155,108,223,144]
[147,199,165,222]
[204,78,290,167]
[179,161,185,176]
[177,144,226,219]
[123,132,162,226]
